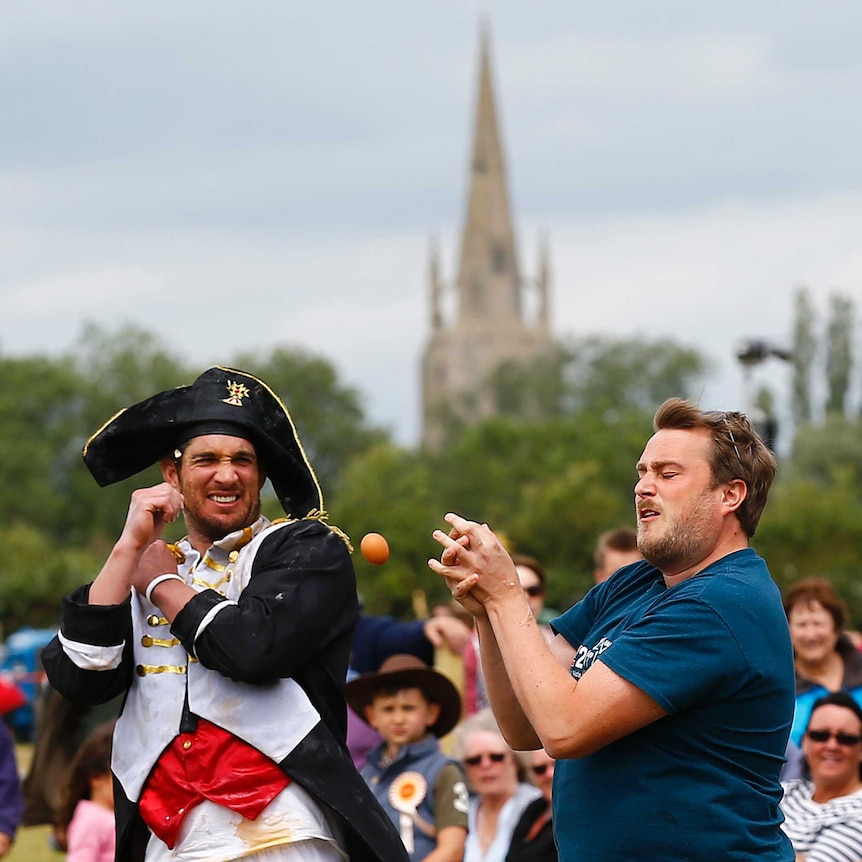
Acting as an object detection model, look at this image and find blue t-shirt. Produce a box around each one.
[550,549,795,862]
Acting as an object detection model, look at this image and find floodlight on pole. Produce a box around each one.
[734,338,794,450]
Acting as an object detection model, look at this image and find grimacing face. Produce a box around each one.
[162,434,265,544]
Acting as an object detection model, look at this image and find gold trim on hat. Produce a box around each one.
[213,365,324,515]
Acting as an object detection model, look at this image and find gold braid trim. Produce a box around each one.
[271,509,353,553]
[166,543,186,565]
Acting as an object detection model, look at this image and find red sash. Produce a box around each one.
[138,719,290,848]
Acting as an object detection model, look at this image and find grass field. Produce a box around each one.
[8,824,62,862]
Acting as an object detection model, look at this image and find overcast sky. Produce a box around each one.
[4,1,861,444]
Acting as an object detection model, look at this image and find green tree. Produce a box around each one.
[560,336,709,416]
[756,473,862,618]
[330,443,442,616]
[0,522,103,633]
[487,347,569,420]
[231,346,388,498]
[63,323,191,544]
[791,287,817,424]
[0,356,86,534]
[785,414,862,496]
[825,293,855,416]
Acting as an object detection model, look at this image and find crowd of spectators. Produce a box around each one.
[12,520,862,862]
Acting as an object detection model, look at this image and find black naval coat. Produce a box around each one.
[42,518,409,862]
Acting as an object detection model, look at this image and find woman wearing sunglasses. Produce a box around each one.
[781,692,862,861]
[455,711,540,862]
[505,749,556,862]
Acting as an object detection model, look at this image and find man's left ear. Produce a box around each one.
[160,456,180,490]
[723,479,747,513]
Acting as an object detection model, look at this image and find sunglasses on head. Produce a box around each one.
[704,410,744,463]
[530,763,551,776]
[524,585,545,598]
[806,729,862,746]
[464,752,507,766]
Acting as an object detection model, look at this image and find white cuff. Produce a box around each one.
[57,630,125,670]
[145,573,185,604]
[194,600,238,644]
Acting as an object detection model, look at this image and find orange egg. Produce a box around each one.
[360,532,390,565]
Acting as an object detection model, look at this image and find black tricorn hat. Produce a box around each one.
[345,654,463,738]
[83,366,323,519]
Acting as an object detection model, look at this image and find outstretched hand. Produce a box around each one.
[428,513,524,617]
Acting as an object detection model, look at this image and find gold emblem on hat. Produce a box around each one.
[222,380,250,407]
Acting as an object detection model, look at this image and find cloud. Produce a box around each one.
[3,0,862,446]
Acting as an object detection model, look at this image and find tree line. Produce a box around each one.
[0,315,860,636]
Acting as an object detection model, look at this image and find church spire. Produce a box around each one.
[455,21,521,325]
[420,19,554,450]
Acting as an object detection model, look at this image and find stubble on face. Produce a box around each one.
[181,480,262,543]
[172,435,264,545]
[637,485,719,573]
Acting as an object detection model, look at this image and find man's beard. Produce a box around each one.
[180,482,262,544]
[637,490,715,573]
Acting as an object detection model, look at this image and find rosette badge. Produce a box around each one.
[388,772,428,853]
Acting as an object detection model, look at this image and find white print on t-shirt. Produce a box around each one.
[570,637,612,679]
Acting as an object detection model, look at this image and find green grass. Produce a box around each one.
[8,825,63,862]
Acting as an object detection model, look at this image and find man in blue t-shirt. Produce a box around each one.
[429,398,795,862]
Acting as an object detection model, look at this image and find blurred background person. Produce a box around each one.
[511,555,549,631]
[781,692,862,862]
[784,579,862,748]
[455,710,540,862]
[55,721,116,862]
[505,749,556,862]
[348,612,473,767]
[0,714,22,858]
[592,526,641,584]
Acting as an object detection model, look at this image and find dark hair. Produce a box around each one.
[806,692,862,779]
[511,553,546,587]
[808,692,862,729]
[783,578,846,633]
[593,527,638,569]
[371,682,437,705]
[653,398,777,536]
[56,721,115,840]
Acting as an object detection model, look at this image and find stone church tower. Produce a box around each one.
[420,25,553,449]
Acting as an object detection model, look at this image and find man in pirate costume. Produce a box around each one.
[42,367,409,862]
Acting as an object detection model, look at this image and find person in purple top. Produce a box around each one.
[0,720,22,857]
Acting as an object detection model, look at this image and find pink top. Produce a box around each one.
[66,799,116,862]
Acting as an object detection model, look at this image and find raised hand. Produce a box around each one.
[119,483,185,551]
[428,513,524,616]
